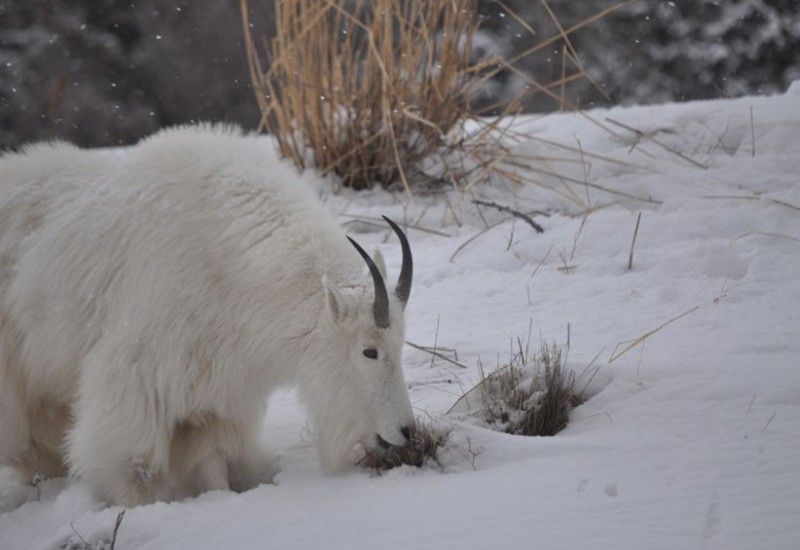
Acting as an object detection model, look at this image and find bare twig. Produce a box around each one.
[406,341,468,369]
[771,198,800,212]
[531,244,554,278]
[499,0,639,74]
[606,117,709,170]
[110,510,126,550]
[702,195,760,201]
[539,0,609,102]
[569,213,589,261]
[449,217,510,263]
[712,279,731,304]
[627,212,642,271]
[575,347,605,397]
[472,200,545,233]
[523,164,663,204]
[430,316,441,369]
[734,231,800,243]
[518,136,657,173]
[506,220,517,251]
[339,214,451,237]
[761,412,776,432]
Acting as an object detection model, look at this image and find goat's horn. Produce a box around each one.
[382,216,413,309]
[347,236,390,328]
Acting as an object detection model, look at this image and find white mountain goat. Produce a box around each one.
[0,124,416,507]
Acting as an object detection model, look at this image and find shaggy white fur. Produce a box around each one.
[0,125,415,507]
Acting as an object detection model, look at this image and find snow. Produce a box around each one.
[2,86,799,549]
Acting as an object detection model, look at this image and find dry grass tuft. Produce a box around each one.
[450,332,589,437]
[243,0,522,192]
[241,0,632,195]
[241,0,651,214]
[359,419,448,471]
[483,342,584,436]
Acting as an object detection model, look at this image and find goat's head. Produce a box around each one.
[312,216,415,471]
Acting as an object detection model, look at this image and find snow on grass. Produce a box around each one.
[2,84,799,549]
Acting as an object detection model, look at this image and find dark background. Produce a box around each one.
[2,0,797,150]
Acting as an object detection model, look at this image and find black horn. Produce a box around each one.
[347,236,390,328]
[382,216,413,309]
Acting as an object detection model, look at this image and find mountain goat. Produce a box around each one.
[0,124,415,507]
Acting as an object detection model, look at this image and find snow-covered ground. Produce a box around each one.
[2,85,799,549]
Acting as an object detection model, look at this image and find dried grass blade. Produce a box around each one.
[609,306,699,363]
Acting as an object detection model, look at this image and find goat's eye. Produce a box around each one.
[363,348,378,360]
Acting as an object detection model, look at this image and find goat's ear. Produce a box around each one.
[322,275,347,321]
[372,248,388,280]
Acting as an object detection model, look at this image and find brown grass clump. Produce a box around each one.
[243,0,521,192]
[450,335,589,437]
[359,419,448,472]
[486,342,584,436]
[242,0,640,204]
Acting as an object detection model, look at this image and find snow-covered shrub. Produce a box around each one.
[450,339,587,437]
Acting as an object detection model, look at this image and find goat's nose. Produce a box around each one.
[400,425,412,442]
